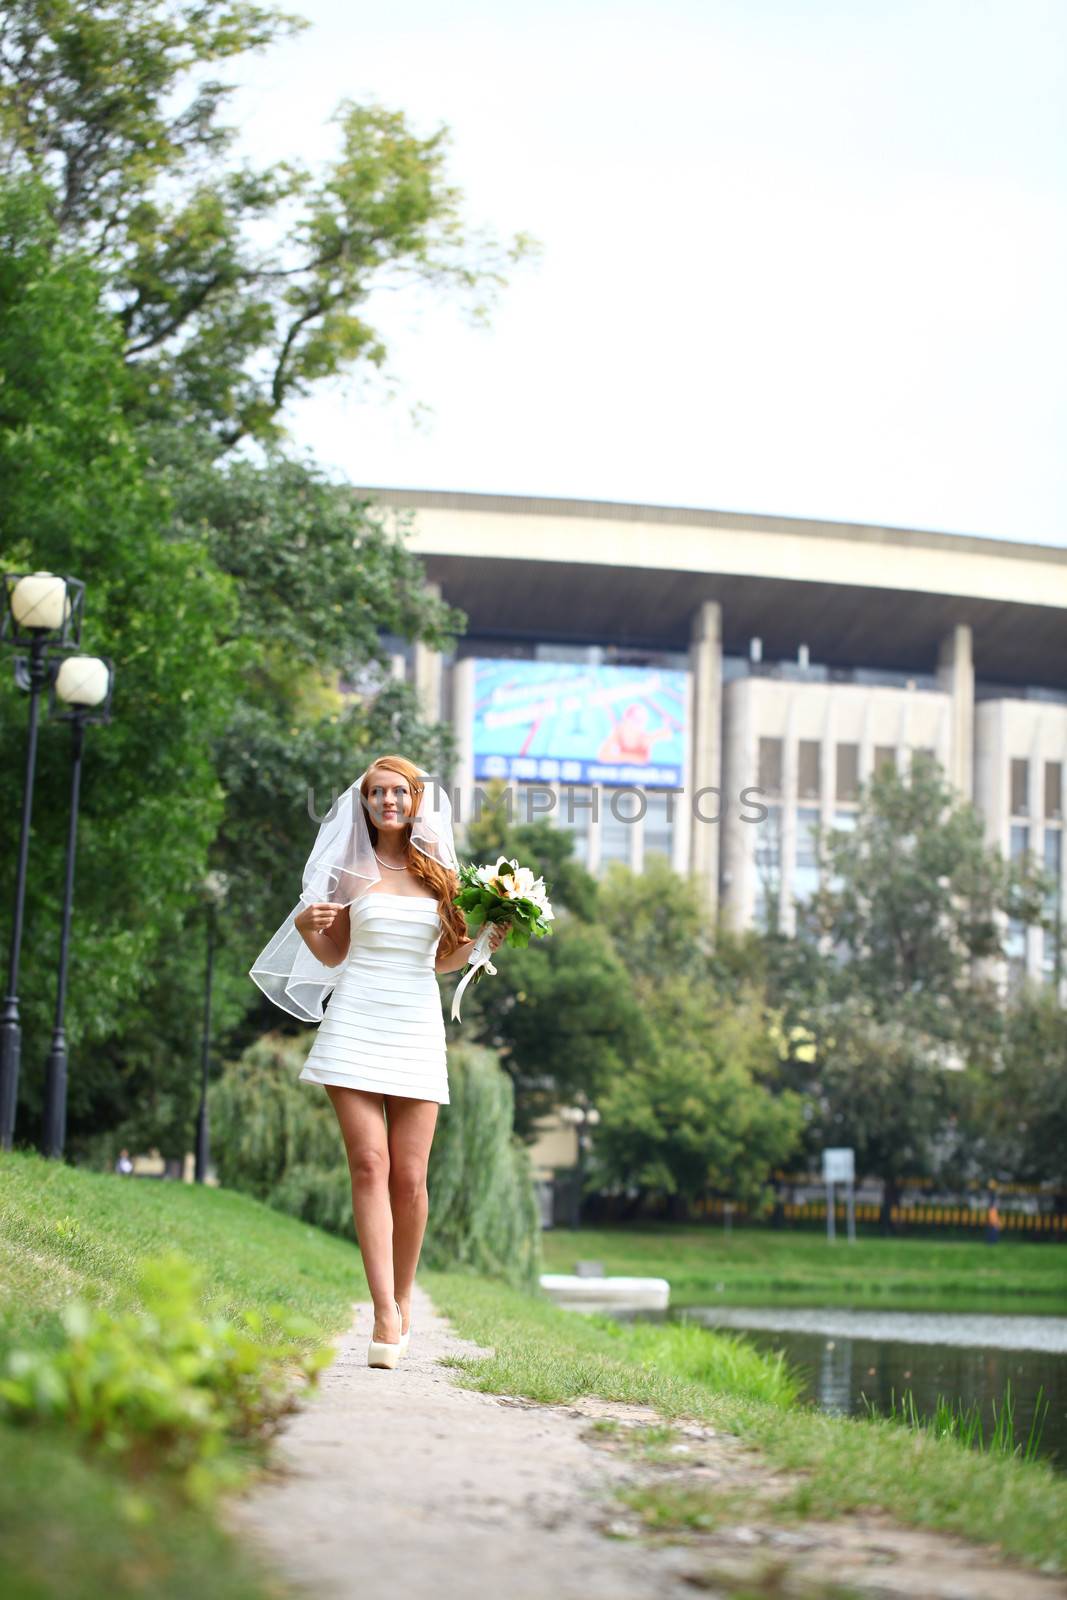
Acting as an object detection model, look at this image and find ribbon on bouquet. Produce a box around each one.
[450,922,499,1022]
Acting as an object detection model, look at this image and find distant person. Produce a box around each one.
[986,1199,1001,1243]
[114,1148,133,1176]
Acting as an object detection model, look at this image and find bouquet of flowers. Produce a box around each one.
[450,856,554,1021]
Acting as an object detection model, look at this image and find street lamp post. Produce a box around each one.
[41,656,115,1160]
[195,871,230,1184]
[1,572,84,1151]
[559,1096,601,1229]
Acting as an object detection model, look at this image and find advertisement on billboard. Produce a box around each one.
[472,659,687,787]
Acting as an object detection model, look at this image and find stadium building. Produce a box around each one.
[361,489,1067,995]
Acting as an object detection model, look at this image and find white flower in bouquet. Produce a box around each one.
[450,855,555,1021]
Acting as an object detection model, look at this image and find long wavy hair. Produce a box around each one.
[360,755,468,960]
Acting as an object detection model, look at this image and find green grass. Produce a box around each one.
[0,1428,281,1600]
[420,1263,1067,1573]
[423,1266,800,1411]
[540,1222,1067,1312]
[5,1152,1067,1595]
[0,1151,364,1600]
[0,1151,361,1360]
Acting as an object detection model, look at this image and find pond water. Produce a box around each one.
[622,1304,1067,1470]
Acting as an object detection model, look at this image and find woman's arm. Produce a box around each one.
[435,921,507,975]
[435,936,478,975]
[295,902,350,968]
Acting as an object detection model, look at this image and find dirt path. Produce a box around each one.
[221,1283,1067,1600]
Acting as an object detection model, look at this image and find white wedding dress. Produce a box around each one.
[298,891,449,1104]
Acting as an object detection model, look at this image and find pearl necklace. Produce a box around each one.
[373,850,408,872]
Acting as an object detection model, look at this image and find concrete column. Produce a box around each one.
[1027,714,1044,982]
[673,670,694,877]
[450,656,476,844]
[688,600,722,916]
[781,694,799,935]
[937,623,974,801]
[412,581,443,724]
[820,691,835,834]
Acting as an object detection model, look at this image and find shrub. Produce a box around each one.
[210,1033,543,1289]
[0,1250,333,1506]
[423,1041,543,1289]
[209,1032,341,1199]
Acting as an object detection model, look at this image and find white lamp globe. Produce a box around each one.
[11,572,70,632]
[55,655,110,708]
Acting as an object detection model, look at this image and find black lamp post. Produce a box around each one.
[41,655,115,1160]
[560,1095,601,1229]
[195,871,230,1184]
[1,572,85,1152]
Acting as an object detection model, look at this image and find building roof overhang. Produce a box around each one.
[355,489,1067,687]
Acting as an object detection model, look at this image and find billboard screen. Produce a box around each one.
[471,659,687,787]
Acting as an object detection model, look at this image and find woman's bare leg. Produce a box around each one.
[324,1085,400,1343]
[383,1094,439,1337]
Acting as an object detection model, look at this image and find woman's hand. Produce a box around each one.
[487,921,508,952]
[295,901,350,967]
[295,902,341,936]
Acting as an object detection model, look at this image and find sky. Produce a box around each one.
[227,0,1067,546]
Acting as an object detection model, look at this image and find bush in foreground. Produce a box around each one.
[0,1250,333,1508]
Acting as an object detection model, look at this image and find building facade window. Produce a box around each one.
[758,737,783,798]
[1011,758,1030,817]
[1007,823,1032,988]
[823,809,856,892]
[1042,928,1060,982]
[873,745,896,775]
[797,740,821,801]
[557,785,594,866]
[643,788,674,863]
[793,807,821,906]
[835,743,859,803]
[1043,827,1063,985]
[599,788,641,868]
[1045,761,1063,821]
[1005,918,1028,991]
[754,805,782,931]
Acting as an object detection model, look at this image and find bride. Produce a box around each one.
[249,755,506,1370]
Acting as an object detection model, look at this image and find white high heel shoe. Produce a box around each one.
[367,1298,404,1370]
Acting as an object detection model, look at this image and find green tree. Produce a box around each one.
[0,0,535,447]
[0,176,243,1140]
[803,754,1048,1033]
[789,997,958,1227]
[0,175,473,1154]
[597,853,711,980]
[959,988,1067,1189]
[458,793,653,1134]
[0,3,537,1157]
[581,859,802,1216]
[592,973,804,1219]
[460,918,653,1140]
[773,754,1052,1224]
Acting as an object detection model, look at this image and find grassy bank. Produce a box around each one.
[540,1223,1067,1312]
[0,1151,361,1355]
[5,1152,1066,1595]
[421,1265,1067,1573]
[0,1151,362,1600]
